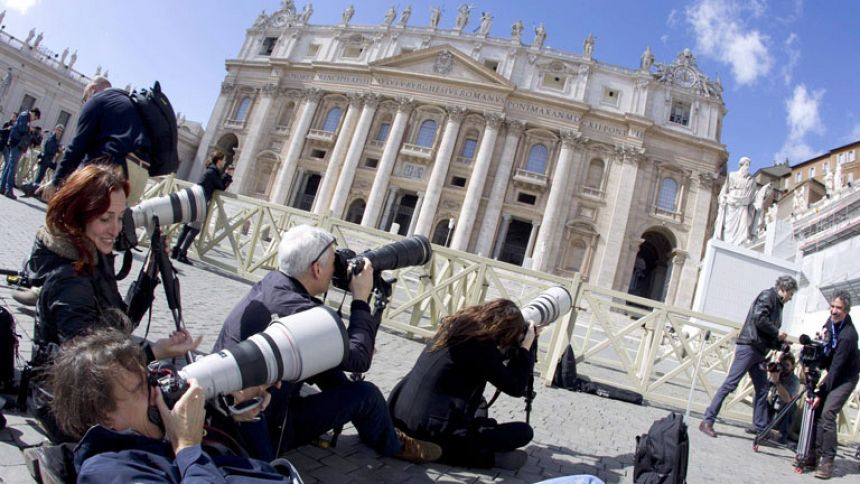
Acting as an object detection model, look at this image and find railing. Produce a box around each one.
[136,175,860,440]
[224,119,245,130]
[512,168,548,190]
[399,143,434,162]
[306,129,336,143]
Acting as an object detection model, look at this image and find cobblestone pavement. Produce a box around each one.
[1,192,858,483]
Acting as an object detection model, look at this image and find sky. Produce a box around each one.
[1,0,858,173]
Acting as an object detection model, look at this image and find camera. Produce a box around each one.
[521,286,573,328]
[766,342,793,373]
[116,184,207,251]
[149,306,347,407]
[331,235,432,291]
[798,334,826,369]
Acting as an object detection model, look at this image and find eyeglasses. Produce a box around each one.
[312,239,336,265]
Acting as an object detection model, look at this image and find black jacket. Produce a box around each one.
[389,339,533,440]
[736,287,784,354]
[198,165,232,202]
[39,132,61,168]
[820,315,860,393]
[28,228,126,354]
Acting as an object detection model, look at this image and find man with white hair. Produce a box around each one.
[213,224,441,464]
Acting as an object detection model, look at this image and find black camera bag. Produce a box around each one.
[634,412,689,484]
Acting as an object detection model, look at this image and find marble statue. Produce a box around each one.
[511,20,524,42]
[834,162,844,193]
[0,11,5,27]
[383,6,396,27]
[454,4,471,32]
[793,185,807,214]
[714,156,758,245]
[398,5,411,27]
[281,0,296,15]
[95,65,102,76]
[478,12,492,36]
[342,5,354,25]
[25,28,35,45]
[60,47,69,64]
[253,10,267,27]
[69,50,77,70]
[300,4,313,23]
[429,6,441,29]
[640,46,654,71]
[752,182,772,234]
[824,170,834,196]
[33,32,43,49]
[583,33,594,58]
[532,23,546,49]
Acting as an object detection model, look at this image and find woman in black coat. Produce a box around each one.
[389,299,538,469]
[171,151,233,264]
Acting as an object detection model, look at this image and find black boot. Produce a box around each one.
[170,246,180,259]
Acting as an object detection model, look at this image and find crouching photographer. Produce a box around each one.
[765,347,799,444]
[213,224,441,463]
[47,329,297,483]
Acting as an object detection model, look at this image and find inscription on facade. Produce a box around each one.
[505,100,581,123]
[316,73,370,85]
[582,120,627,137]
[375,76,506,104]
[284,72,314,82]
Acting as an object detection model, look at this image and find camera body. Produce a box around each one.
[331,235,432,292]
[766,342,793,374]
[799,335,826,369]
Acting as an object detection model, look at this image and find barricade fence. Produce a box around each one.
[136,175,859,441]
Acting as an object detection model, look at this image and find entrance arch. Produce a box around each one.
[627,230,676,301]
[214,133,239,166]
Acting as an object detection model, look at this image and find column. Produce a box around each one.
[313,93,362,214]
[665,249,687,306]
[329,95,379,218]
[379,187,399,231]
[531,131,580,271]
[271,88,322,206]
[408,191,424,235]
[230,84,279,194]
[188,81,237,182]
[594,146,644,289]
[291,169,308,207]
[413,106,465,236]
[676,173,716,307]
[524,221,541,266]
[450,113,503,251]
[474,120,524,257]
[492,214,513,259]
[361,97,413,227]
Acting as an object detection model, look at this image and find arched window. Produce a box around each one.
[568,240,587,272]
[657,177,678,211]
[376,122,391,141]
[585,159,605,189]
[460,129,479,159]
[432,219,454,247]
[234,96,252,122]
[278,101,295,127]
[346,199,366,224]
[416,119,437,148]
[322,106,343,132]
[525,143,549,173]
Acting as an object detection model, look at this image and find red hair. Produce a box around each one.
[46,164,129,273]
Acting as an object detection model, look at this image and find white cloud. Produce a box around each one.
[667,9,680,27]
[660,34,670,45]
[1,0,40,14]
[775,84,825,163]
[849,123,860,141]
[685,0,773,86]
[781,33,800,86]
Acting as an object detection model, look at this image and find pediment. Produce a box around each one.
[370,44,512,88]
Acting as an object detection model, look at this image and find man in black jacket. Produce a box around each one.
[700,275,797,438]
[812,290,860,479]
[213,224,441,463]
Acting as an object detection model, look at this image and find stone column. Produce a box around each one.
[408,191,424,235]
[525,221,542,264]
[664,249,687,306]
[189,81,237,182]
[313,93,362,214]
[594,146,644,290]
[291,169,308,207]
[530,131,580,271]
[492,213,513,259]
[361,98,413,227]
[230,84,278,194]
[675,173,717,308]
[474,120,524,257]
[450,113,503,251]
[379,187,400,230]
[271,88,322,206]
[414,106,466,236]
[329,95,380,218]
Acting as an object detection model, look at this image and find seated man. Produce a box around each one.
[213,224,441,463]
[48,329,296,482]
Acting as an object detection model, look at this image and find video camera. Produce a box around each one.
[331,235,432,292]
[798,334,827,369]
[149,306,347,410]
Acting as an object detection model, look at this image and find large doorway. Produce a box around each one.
[294,174,321,211]
[498,219,533,265]
[215,134,239,166]
[627,230,674,301]
[389,193,417,235]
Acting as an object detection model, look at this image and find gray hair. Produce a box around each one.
[831,290,852,312]
[277,224,335,278]
[775,275,798,293]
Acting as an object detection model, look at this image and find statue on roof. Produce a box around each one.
[342,4,354,26]
[300,4,313,23]
[478,12,492,36]
[714,156,758,245]
[454,4,471,32]
[280,1,296,15]
[532,23,546,49]
[429,6,441,29]
[511,20,524,42]
[398,5,412,27]
[383,6,396,27]
[583,33,594,58]
[640,46,654,71]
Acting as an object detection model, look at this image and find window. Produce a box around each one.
[517,193,537,205]
[306,44,321,58]
[541,74,565,90]
[525,144,549,174]
[850,150,856,162]
[375,122,391,141]
[259,37,277,56]
[657,177,678,211]
[795,172,801,183]
[233,96,252,122]
[849,173,855,184]
[364,157,378,168]
[415,119,437,148]
[584,159,605,189]
[342,46,364,58]
[19,94,36,113]
[669,100,691,126]
[483,59,499,72]
[824,161,830,174]
[310,149,327,159]
[401,163,424,179]
[322,107,342,132]
[278,102,295,127]
[460,137,478,159]
[809,166,815,178]
[837,153,844,164]
[451,176,467,187]
[601,87,619,106]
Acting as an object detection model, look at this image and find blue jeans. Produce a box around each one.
[0,146,23,193]
[704,344,770,430]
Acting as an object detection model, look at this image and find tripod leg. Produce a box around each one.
[753,390,803,449]
[793,400,817,473]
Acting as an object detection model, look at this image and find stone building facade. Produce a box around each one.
[192,3,728,308]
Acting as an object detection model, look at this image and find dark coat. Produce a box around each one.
[821,314,860,393]
[736,287,784,354]
[74,425,289,483]
[28,227,125,353]
[198,165,232,202]
[390,339,533,440]
[40,132,61,167]
[8,111,30,148]
[52,88,147,185]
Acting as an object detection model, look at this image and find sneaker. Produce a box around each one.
[12,287,40,306]
[494,449,528,470]
[393,429,442,463]
[699,421,717,438]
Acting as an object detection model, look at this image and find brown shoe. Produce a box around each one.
[814,459,833,479]
[393,429,442,463]
[699,421,717,438]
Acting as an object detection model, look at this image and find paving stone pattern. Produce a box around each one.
[0,193,858,483]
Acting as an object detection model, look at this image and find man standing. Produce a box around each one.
[811,290,860,479]
[22,123,63,195]
[37,76,148,204]
[214,224,441,463]
[0,107,40,199]
[699,275,797,438]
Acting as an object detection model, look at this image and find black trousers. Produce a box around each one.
[815,375,859,461]
[173,225,200,256]
[434,417,533,468]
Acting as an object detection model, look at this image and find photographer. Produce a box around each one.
[389,299,537,469]
[700,276,797,438]
[22,124,64,195]
[766,351,799,444]
[213,224,441,463]
[810,291,860,479]
[48,329,296,482]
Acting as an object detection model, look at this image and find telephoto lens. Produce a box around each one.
[521,286,573,328]
[127,184,206,233]
[332,235,433,290]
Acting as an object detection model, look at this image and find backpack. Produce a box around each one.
[130,81,179,176]
[0,305,18,390]
[634,412,689,484]
[552,344,578,389]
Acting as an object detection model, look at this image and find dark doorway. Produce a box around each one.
[389,193,417,235]
[294,174,321,211]
[498,219,532,265]
[215,133,239,166]
[346,199,365,224]
[627,231,674,301]
[432,219,454,247]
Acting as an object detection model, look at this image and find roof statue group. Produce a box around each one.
[714,157,773,246]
